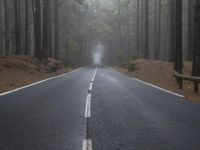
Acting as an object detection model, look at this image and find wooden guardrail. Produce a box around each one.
[174,71,200,93]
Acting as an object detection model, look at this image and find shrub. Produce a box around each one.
[121,60,138,72]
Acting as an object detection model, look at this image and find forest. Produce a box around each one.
[0,0,199,75]
[1,1,200,149]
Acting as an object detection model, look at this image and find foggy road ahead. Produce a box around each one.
[0,67,200,150]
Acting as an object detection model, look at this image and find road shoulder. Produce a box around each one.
[112,59,200,103]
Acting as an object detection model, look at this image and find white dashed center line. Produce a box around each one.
[83,67,97,150]
[85,93,91,118]
[89,83,93,91]
[91,68,97,83]
[83,139,92,150]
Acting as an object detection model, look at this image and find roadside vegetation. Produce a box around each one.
[0,55,73,93]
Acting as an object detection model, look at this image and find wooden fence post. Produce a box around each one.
[179,78,183,89]
[194,82,199,93]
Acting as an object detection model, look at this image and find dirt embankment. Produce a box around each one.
[0,55,73,93]
[115,59,200,103]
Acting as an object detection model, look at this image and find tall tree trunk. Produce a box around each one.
[165,0,171,61]
[4,0,9,55]
[187,0,194,60]
[174,0,183,74]
[169,0,176,62]
[48,0,53,58]
[0,2,4,54]
[24,0,29,54]
[54,0,59,59]
[192,0,200,77]
[14,0,22,55]
[42,0,50,58]
[144,0,149,58]
[154,0,158,59]
[48,18,53,57]
[140,0,144,56]
[126,0,130,57]
[33,0,42,60]
[157,0,161,59]
[118,0,122,50]
[136,0,140,56]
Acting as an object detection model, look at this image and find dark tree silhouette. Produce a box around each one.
[33,0,42,60]
[187,0,194,60]
[144,0,149,58]
[14,0,22,55]
[174,0,183,74]
[136,0,140,56]
[24,0,29,54]
[4,0,9,55]
[192,0,200,77]
[54,0,59,59]
[42,0,50,58]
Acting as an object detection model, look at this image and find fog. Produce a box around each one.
[92,42,105,65]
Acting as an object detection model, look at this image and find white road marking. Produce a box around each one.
[0,67,84,97]
[109,67,184,98]
[83,67,98,146]
[89,83,93,91]
[91,67,98,82]
[91,78,94,82]
[85,93,91,118]
[133,78,184,98]
[83,139,92,150]
[94,67,98,74]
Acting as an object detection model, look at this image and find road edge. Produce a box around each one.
[0,67,84,96]
[109,67,185,98]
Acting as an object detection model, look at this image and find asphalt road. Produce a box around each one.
[0,66,200,150]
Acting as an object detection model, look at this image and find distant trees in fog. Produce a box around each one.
[92,0,199,76]
[0,0,200,76]
[0,0,92,66]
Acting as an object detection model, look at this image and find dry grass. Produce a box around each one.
[0,55,73,93]
[115,59,200,104]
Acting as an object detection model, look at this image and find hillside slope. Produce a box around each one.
[0,55,73,93]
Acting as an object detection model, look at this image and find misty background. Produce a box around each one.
[0,0,194,66]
